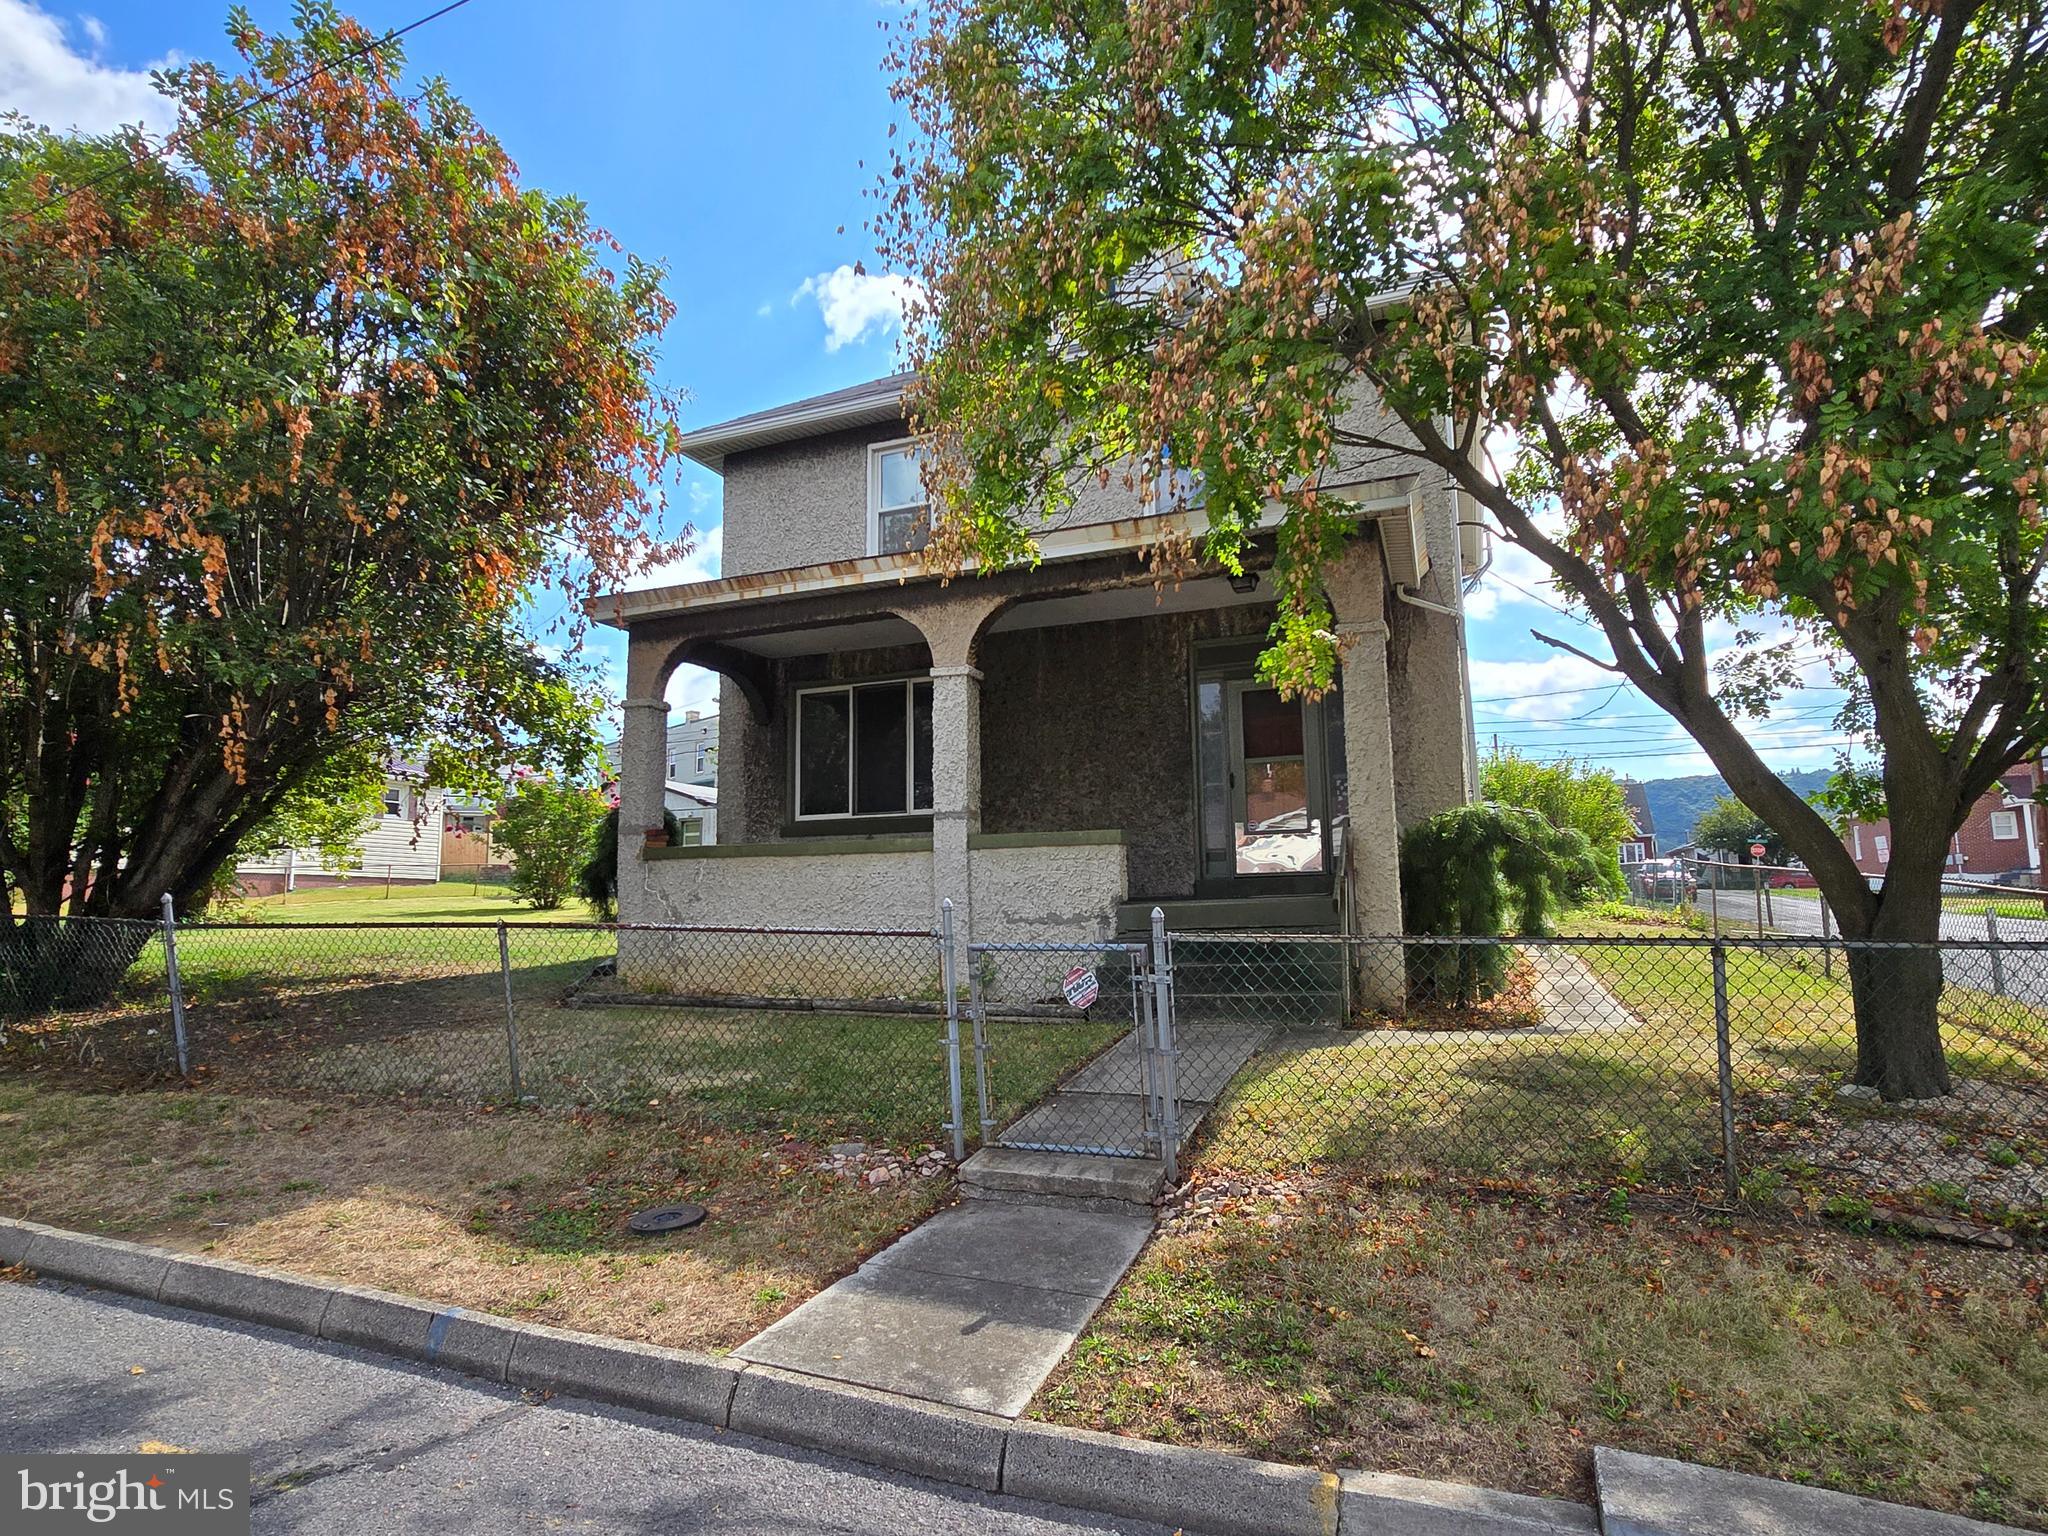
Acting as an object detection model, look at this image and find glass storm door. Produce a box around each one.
[1195,677,1327,888]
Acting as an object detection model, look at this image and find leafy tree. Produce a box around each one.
[496,777,607,911]
[229,745,393,879]
[1399,802,1598,1005]
[0,5,682,955]
[1480,753,1632,898]
[881,0,2048,1098]
[1693,795,1785,868]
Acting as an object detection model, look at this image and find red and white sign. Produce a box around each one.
[1750,842,1767,859]
[1061,964,1100,1010]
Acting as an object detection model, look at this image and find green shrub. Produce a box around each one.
[576,805,680,921]
[1399,802,1597,1005]
[495,777,608,910]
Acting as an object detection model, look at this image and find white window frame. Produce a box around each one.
[793,677,934,822]
[383,787,406,819]
[867,440,931,557]
[1874,832,1890,865]
[1852,825,1864,860]
[1989,809,2020,840]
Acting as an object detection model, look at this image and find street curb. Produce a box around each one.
[1002,1418,1342,1536]
[729,1364,1007,1492]
[0,1215,1601,1536]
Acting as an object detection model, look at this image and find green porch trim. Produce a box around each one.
[643,833,933,861]
[967,829,1127,850]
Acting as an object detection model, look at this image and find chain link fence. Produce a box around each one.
[1180,931,2045,1238]
[1,913,974,1147]
[5,910,2043,1237]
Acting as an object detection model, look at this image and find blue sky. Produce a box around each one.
[3,0,1854,783]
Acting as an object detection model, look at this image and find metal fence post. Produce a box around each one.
[159,893,189,1077]
[497,921,522,1101]
[940,900,966,1162]
[1149,907,1179,1186]
[1986,909,2005,997]
[1820,896,1834,977]
[1710,940,1738,1206]
[967,938,996,1145]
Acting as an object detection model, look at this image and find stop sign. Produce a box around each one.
[1750,842,1767,859]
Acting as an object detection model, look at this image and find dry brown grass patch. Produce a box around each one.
[0,1079,946,1351]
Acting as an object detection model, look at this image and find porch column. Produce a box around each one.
[618,633,673,927]
[898,589,1009,935]
[929,663,983,933]
[1328,540,1405,1012]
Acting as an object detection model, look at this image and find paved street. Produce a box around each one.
[0,1280,1177,1536]
[1690,889,2048,1007]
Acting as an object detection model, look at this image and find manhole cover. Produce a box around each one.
[626,1203,706,1235]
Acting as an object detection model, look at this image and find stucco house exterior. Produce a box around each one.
[594,372,1482,1003]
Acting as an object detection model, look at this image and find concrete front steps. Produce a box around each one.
[958,1147,1167,1215]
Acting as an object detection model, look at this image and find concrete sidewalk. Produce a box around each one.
[733,1202,1152,1415]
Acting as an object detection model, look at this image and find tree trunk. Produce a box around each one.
[1831,855,1952,1101]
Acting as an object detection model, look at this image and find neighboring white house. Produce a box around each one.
[233,778,445,895]
[605,713,720,844]
[666,780,717,846]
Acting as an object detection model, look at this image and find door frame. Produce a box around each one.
[1189,639,1333,899]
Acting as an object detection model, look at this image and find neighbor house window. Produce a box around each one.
[869,443,931,556]
[795,679,934,819]
[1874,833,1890,865]
[1852,826,1864,860]
[1990,809,2020,840]
[383,787,405,818]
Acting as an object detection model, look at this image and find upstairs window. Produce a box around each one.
[795,679,934,820]
[1990,809,2019,840]
[383,787,406,818]
[870,443,931,556]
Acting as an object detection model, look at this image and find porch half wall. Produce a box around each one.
[619,833,1127,998]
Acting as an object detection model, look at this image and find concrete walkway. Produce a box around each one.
[733,1202,1152,1416]
[993,1021,1272,1157]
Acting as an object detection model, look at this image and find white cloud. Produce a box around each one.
[667,664,721,719]
[626,519,722,592]
[791,263,922,352]
[755,300,773,319]
[0,0,177,138]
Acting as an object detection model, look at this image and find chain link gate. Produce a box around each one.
[949,908,1182,1178]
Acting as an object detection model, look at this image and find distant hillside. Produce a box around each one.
[1637,769,1833,848]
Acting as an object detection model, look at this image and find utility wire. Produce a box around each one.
[5,0,477,232]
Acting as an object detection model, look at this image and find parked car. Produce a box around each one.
[1632,859,1696,901]
[1767,862,1817,889]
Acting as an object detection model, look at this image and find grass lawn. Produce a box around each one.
[1035,1178,2048,1529]
[7,906,1124,1150]
[228,877,603,924]
[0,1078,948,1352]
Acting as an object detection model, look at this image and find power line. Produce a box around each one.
[6,0,477,231]
[1478,700,1848,729]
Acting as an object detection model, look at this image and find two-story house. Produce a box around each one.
[593,372,1481,1004]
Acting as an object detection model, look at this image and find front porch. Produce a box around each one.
[602,493,1468,1007]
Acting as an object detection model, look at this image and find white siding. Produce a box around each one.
[236,786,444,883]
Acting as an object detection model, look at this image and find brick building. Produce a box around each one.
[1840,760,2045,884]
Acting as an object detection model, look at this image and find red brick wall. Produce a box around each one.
[1839,761,2044,881]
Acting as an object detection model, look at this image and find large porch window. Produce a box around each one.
[795,678,934,820]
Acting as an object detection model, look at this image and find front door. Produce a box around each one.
[1194,668,1330,895]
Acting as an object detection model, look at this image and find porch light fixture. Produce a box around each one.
[1228,571,1260,594]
